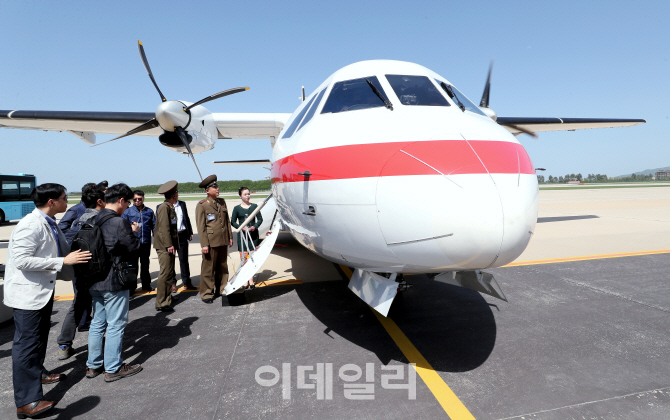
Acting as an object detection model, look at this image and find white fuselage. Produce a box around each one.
[271,60,538,274]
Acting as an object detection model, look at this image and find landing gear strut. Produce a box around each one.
[395,273,412,292]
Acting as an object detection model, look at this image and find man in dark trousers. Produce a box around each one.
[4,183,91,418]
[122,190,156,291]
[57,182,96,236]
[154,181,180,311]
[195,175,233,304]
[173,197,196,291]
[56,184,105,360]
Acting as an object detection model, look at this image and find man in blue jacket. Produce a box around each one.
[57,181,107,236]
[122,190,155,291]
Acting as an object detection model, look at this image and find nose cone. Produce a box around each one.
[375,140,504,272]
[156,101,190,132]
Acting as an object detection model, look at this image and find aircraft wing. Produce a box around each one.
[213,113,291,139]
[0,110,291,142]
[497,117,646,135]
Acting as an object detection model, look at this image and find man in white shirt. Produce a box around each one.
[173,199,196,291]
[4,183,91,418]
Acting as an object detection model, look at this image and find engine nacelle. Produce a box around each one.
[156,100,218,154]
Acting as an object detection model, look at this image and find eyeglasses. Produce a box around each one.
[133,198,143,202]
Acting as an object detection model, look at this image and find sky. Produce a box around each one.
[1,0,668,191]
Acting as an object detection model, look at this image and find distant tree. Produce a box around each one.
[576,173,582,182]
[559,176,564,183]
[537,175,545,183]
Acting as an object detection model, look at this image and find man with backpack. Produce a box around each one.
[83,183,143,382]
[56,184,105,360]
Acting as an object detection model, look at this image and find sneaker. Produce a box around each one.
[104,363,143,382]
[58,345,73,360]
[86,366,104,379]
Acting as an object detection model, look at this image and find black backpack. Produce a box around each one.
[71,213,116,286]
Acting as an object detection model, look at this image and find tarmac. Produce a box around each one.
[0,188,669,419]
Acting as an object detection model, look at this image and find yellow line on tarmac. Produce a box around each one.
[504,249,670,267]
[54,279,301,301]
[339,265,476,420]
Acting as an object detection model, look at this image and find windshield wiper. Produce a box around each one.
[366,78,393,110]
[441,82,465,112]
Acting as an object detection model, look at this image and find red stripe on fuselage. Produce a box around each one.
[271,140,534,183]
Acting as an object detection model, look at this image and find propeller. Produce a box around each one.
[479,60,493,108]
[93,40,250,181]
[138,41,167,103]
[175,127,203,180]
[508,124,538,139]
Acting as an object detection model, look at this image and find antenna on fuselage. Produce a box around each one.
[299,86,306,101]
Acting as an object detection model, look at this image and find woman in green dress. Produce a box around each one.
[230,186,263,289]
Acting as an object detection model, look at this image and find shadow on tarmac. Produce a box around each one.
[290,271,497,373]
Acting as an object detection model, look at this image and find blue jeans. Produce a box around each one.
[87,289,129,373]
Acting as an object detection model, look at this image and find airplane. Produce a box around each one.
[0,42,645,315]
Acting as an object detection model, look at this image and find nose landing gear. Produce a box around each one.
[394,274,413,292]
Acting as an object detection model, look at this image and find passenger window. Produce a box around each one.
[297,88,326,132]
[281,93,319,139]
[385,75,450,106]
[321,76,388,114]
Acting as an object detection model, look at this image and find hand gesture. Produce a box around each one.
[63,249,92,265]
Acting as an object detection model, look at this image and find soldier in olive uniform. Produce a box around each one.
[154,181,180,312]
[196,175,233,304]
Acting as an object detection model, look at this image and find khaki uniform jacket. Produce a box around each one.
[196,197,232,248]
[154,200,179,250]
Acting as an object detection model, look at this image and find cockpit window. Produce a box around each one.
[281,92,319,139]
[297,88,326,132]
[385,75,450,106]
[321,76,388,114]
[435,79,487,116]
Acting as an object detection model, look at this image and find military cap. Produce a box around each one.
[97,180,108,188]
[157,180,178,195]
[199,174,218,189]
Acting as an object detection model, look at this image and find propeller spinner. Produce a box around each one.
[93,41,250,180]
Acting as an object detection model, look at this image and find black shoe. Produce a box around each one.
[141,287,155,292]
[202,298,213,304]
[77,324,90,332]
[155,306,174,312]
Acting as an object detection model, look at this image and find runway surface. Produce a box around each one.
[0,187,669,419]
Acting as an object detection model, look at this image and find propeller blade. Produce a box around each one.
[183,87,250,112]
[480,60,494,108]
[91,119,159,147]
[507,124,538,139]
[175,127,203,181]
[137,41,167,103]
